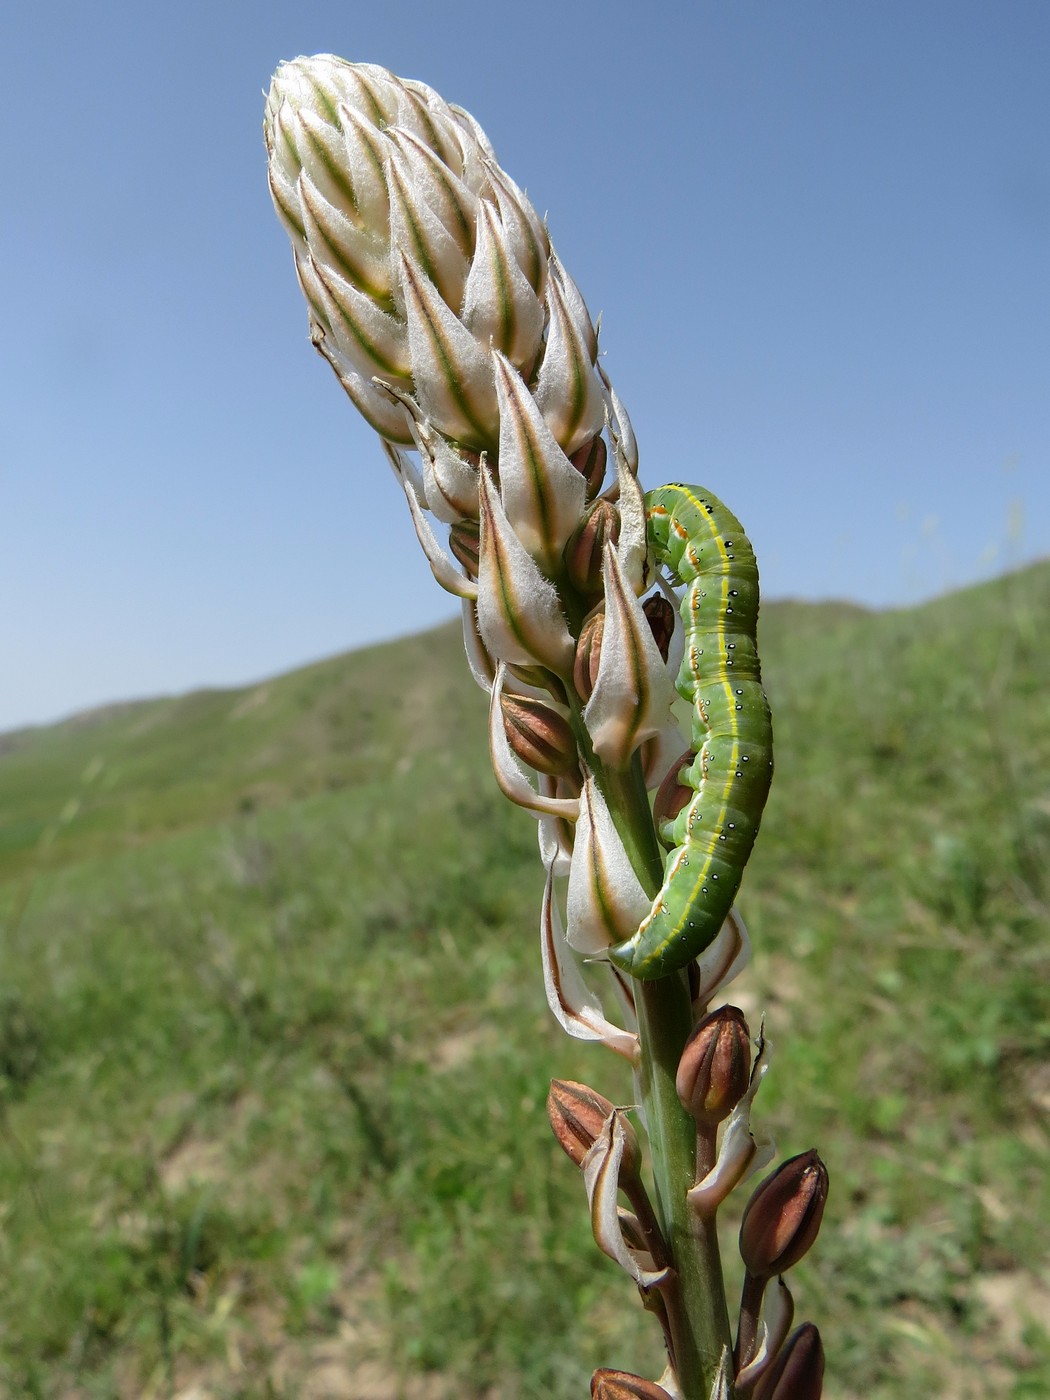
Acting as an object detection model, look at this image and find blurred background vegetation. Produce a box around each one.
[0,561,1048,1399]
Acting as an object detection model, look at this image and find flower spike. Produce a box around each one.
[267,56,817,1396]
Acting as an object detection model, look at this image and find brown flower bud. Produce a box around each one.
[652,749,695,835]
[500,693,578,777]
[547,1080,640,1179]
[573,609,605,701]
[571,434,608,499]
[739,1150,829,1280]
[565,500,620,597]
[448,519,481,577]
[753,1322,825,1400]
[676,1005,752,1127]
[591,1371,672,1400]
[641,593,675,662]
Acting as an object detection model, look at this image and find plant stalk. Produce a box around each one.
[568,710,734,1398]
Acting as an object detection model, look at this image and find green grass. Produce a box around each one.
[1,565,1048,1398]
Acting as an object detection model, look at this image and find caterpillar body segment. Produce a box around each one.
[608,484,774,980]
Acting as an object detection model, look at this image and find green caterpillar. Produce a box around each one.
[608,484,774,980]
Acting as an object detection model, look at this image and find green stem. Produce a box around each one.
[636,975,734,1396]
[565,705,734,1397]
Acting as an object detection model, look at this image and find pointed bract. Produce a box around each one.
[566,779,652,955]
[486,162,549,294]
[311,329,414,444]
[488,666,580,818]
[387,125,478,254]
[399,252,498,450]
[591,1372,673,1400]
[463,203,545,370]
[694,908,752,1007]
[387,152,469,311]
[584,544,676,767]
[611,436,649,590]
[601,363,639,474]
[412,418,480,522]
[533,264,605,455]
[460,599,495,693]
[540,863,639,1060]
[583,1112,670,1290]
[383,444,477,599]
[476,465,574,673]
[493,350,587,569]
[687,1033,775,1216]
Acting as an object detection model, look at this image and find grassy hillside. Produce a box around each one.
[1,564,1048,1399]
[0,622,481,879]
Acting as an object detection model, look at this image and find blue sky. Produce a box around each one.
[2,0,1047,731]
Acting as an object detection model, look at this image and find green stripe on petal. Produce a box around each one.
[310,259,411,380]
[399,253,497,450]
[583,544,675,767]
[534,267,605,456]
[463,204,545,370]
[492,350,585,568]
[476,465,574,673]
[387,155,468,311]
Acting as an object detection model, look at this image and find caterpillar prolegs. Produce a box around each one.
[608,484,774,981]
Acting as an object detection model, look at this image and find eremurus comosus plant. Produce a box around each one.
[264,55,828,1399]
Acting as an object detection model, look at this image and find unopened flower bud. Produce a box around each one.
[591,1371,672,1400]
[641,594,675,662]
[500,693,578,777]
[676,1005,751,1127]
[565,500,620,597]
[739,1150,829,1280]
[753,1322,825,1400]
[449,519,481,576]
[573,610,605,702]
[652,749,695,836]
[547,1080,640,1179]
[571,434,608,498]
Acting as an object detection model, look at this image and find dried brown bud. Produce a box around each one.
[591,1370,672,1400]
[739,1150,829,1280]
[448,519,481,577]
[753,1322,825,1400]
[676,1005,752,1127]
[571,434,608,498]
[547,1080,640,1179]
[573,610,605,702]
[652,749,695,835]
[565,500,620,597]
[641,593,675,662]
[500,693,578,777]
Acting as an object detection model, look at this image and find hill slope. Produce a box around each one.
[0,562,1048,1399]
[5,560,1046,884]
[0,620,484,880]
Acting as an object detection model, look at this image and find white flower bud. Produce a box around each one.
[265,55,580,457]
